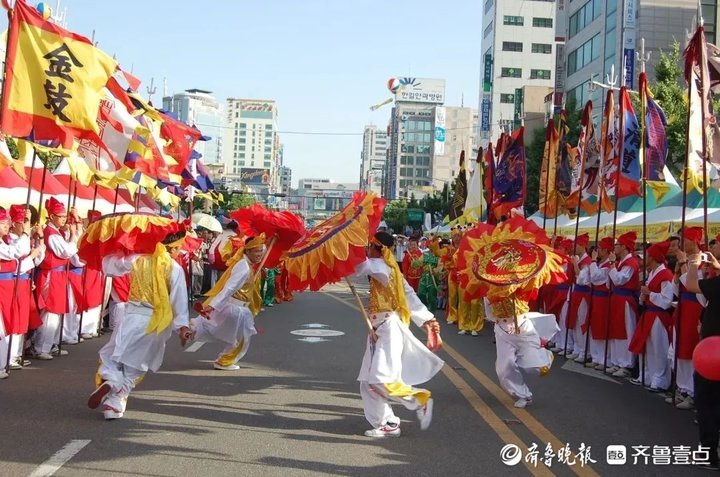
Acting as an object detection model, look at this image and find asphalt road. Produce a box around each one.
[0,282,713,477]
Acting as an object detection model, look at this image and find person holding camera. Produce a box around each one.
[683,247,720,470]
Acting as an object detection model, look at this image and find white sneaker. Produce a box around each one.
[514,397,533,409]
[606,366,620,373]
[612,368,631,378]
[35,352,53,360]
[676,396,695,410]
[0,371,8,380]
[103,405,124,420]
[417,398,434,430]
[213,362,240,371]
[62,339,79,345]
[566,353,578,360]
[80,333,94,340]
[471,331,479,336]
[457,330,467,335]
[364,423,401,438]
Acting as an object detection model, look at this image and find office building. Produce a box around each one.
[359,126,388,196]
[161,89,224,164]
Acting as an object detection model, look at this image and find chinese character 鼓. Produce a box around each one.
[43,43,83,83]
[693,446,711,465]
[542,443,555,467]
[575,443,597,467]
[43,80,72,122]
[651,446,672,465]
[525,443,539,467]
[557,444,576,466]
[671,445,692,465]
[631,445,651,465]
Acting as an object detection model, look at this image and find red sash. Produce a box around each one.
[672,282,702,360]
[36,226,70,313]
[588,261,611,339]
[568,255,592,330]
[628,267,673,354]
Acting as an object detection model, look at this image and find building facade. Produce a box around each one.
[279,166,292,195]
[222,99,281,194]
[161,89,224,165]
[479,0,557,145]
[562,0,707,119]
[383,78,447,200]
[359,126,388,196]
[431,106,479,192]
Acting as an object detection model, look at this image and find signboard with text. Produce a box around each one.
[434,106,446,155]
[393,78,446,104]
[483,54,493,93]
[481,98,491,132]
[240,168,270,185]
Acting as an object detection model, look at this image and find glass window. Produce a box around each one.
[406,145,415,153]
[531,43,552,54]
[408,120,416,130]
[264,154,271,160]
[484,21,493,39]
[500,94,515,103]
[533,17,552,28]
[239,138,246,144]
[417,144,431,154]
[503,15,524,26]
[423,133,431,142]
[239,123,247,129]
[530,69,551,80]
[501,67,522,78]
[407,133,415,142]
[265,124,272,130]
[502,41,523,52]
[264,161,271,167]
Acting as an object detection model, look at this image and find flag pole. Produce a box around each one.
[639,69,649,388]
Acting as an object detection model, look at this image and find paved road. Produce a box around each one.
[0,283,712,477]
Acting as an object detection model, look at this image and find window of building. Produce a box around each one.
[239,123,246,129]
[417,144,431,154]
[484,0,493,14]
[531,43,552,54]
[501,67,522,78]
[264,161,271,167]
[239,145,245,151]
[569,0,602,38]
[239,138,246,144]
[502,41,523,52]
[264,146,272,152]
[567,34,600,75]
[265,139,272,145]
[503,15,524,26]
[500,94,515,104]
[483,21,493,39]
[265,124,272,130]
[235,112,238,118]
[422,133,431,143]
[530,69,551,80]
[239,130,246,136]
[239,161,246,166]
[406,133,415,142]
[406,145,415,153]
[407,120,416,130]
[264,154,271,160]
[533,17,553,28]
[252,124,256,129]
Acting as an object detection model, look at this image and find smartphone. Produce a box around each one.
[702,252,712,263]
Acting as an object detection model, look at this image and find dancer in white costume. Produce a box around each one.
[87,230,193,420]
[195,234,264,370]
[353,231,443,438]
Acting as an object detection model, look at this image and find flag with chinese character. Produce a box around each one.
[482,142,495,223]
[616,86,642,198]
[555,112,573,206]
[641,72,668,181]
[0,0,117,148]
[538,118,560,218]
[448,151,467,221]
[491,128,525,220]
[567,102,601,215]
[683,22,720,192]
[599,89,617,212]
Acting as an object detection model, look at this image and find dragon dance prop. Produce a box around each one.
[78,212,185,270]
[456,217,568,331]
[230,203,306,271]
[283,191,385,333]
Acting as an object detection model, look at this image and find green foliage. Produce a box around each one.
[383,200,408,233]
[5,137,18,160]
[224,190,256,211]
[408,192,418,208]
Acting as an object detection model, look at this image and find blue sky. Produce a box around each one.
[3,0,482,186]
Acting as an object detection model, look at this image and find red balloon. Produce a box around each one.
[692,336,720,381]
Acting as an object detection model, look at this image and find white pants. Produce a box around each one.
[572,299,588,356]
[81,306,102,336]
[590,338,606,365]
[109,302,125,330]
[610,305,636,368]
[359,381,420,428]
[34,312,63,354]
[638,319,671,389]
[99,335,145,414]
[0,334,7,371]
[62,286,79,341]
[193,298,256,363]
[668,343,695,396]
[556,302,574,351]
[495,318,553,400]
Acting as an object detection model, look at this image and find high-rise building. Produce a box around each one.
[161,89,223,164]
[222,99,281,193]
[479,0,557,144]
[383,78,446,200]
[279,166,292,195]
[359,126,388,196]
[561,1,706,119]
[432,107,479,190]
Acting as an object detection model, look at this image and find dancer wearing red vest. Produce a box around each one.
[607,231,640,377]
[33,198,81,360]
[629,241,673,390]
[669,227,706,409]
[568,233,592,362]
[586,237,614,369]
[402,237,423,292]
[76,211,105,340]
[5,205,43,370]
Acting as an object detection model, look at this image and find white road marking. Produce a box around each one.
[297,337,329,343]
[290,329,344,337]
[29,439,91,477]
[184,341,205,353]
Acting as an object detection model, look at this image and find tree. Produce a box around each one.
[223,190,256,211]
[383,200,408,233]
[408,192,418,208]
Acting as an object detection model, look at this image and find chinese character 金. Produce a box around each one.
[43,80,72,122]
[575,443,597,467]
[43,43,83,83]
[525,443,539,467]
[631,445,651,465]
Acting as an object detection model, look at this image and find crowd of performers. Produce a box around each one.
[396,224,714,414]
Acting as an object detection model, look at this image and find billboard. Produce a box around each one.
[240,168,270,185]
[393,78,445,104]
[434,107,446,155]
[239,101,275,112]
[481,98,491,132]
